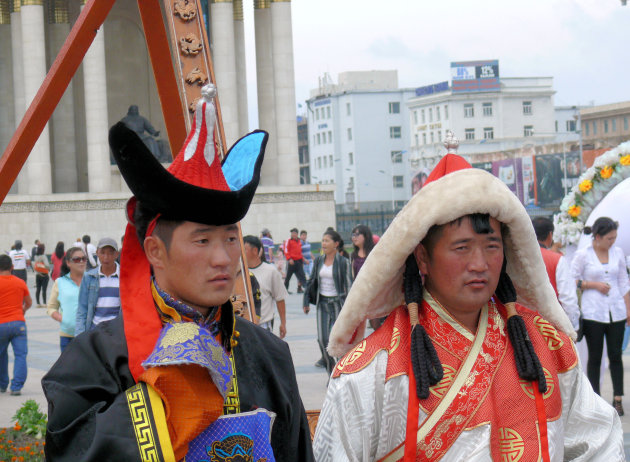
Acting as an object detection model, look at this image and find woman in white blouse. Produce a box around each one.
[571,217,630,416]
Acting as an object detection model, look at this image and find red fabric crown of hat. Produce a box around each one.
[167,84,229,191]
[424,153,472,186]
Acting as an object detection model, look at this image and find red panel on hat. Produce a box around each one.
[167,104,229,191]
[424,154,472,186]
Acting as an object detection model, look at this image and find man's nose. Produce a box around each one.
[210,243,232,267]
[467,247,489,272]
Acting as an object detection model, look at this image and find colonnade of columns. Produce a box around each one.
[211,0,299,186]
[0,0,110,194]
[0,0,300,195]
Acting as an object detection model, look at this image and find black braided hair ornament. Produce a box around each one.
[404,255,443,400]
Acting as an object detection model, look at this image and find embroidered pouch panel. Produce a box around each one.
[185,408,277,462]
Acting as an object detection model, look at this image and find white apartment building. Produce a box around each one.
[307,71,415,213]
[407,77,558,167]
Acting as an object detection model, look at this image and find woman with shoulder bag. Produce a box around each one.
[303,229,352,374]
[571,217,630,416]
[33,243,50,307]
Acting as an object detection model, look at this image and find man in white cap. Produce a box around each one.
[313,133,622,461]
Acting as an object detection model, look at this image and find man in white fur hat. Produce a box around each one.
[313,132,622,461]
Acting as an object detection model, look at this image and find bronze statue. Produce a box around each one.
[120,105,171,162]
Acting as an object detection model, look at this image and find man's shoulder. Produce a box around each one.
[235,317,290,356]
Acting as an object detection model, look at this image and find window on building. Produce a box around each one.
[391,151,403,163]
[430,132,434,143]
[484,127,494,139]
[326,106,331,118]
[585,123,590,136]
[346,103,351,116]
[389,102,400,114]
[593,121,597,135]
[328,131,332,143]
[348,152,354,165]
[316,108,320,120]
[464,104,474,118]
[348,177,355,191]
[524,125,534,137]
[444,105,449,120]
[523,101,532,115]
[604,120,609,133]
[612,118,617,131]
[413,111,418,124]
[347,128,352,140]
[465,128,475,140]
[625,117,629,131]
[421,109,426,123]
[566,120,576,132]
[482,102,493,116]
[317,157,321,169]
[555,121,559,132]
[313,135,316,145]
[323,156,327,168]
[436,106,441,121]
[393,176,404,188]
[329,155,333,166]
[437,130,442,142]
[390,126,402,139]
[429,108,433,122]
[316,133,321,144]
[414,134,419,146]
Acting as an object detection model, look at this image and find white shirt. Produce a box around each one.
[571,245,630,323]
[555,256,581,330]
[9,249,30,270]
[85,243,97,267]
[319,263,337,296]
[249,262,287,324]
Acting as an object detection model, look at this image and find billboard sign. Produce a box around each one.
[451,60,500,93]
[415,81,449,97]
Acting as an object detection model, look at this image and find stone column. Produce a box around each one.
[209,0,239,146]
[48,0,78,192]
[81,0,110,193]
[254,0,277,185]
[270,0,299,186]
[233,0,248,135]
[21,0,52,194]
[0,2,15,157]
[10,1,28,193]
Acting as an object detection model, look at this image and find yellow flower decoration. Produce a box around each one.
[578,179,593,193]
[620,155,630,166]
[600,165,613,179]
[568,205,581,217]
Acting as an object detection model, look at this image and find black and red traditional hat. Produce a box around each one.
[108,84,268,381]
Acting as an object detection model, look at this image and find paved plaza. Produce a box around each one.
[1,278,630,458]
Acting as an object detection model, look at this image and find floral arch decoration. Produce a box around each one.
[554,141,630,246]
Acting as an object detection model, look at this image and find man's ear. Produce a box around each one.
[413,244,429,276]
[144,236,167,270]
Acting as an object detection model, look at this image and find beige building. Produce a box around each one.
[580,101,630,149]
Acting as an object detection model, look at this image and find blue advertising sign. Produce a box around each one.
[415,81,449,97]
[451,60,500,93]
[313,98,331,107]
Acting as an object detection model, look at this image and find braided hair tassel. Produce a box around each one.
[495,262,547,393]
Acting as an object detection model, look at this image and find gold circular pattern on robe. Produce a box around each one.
[429,364,457,399]
[533,316,564,351]
[498,427,525,462]
[518,367,554,400]
[160,322,200,348]
[388,327,401,355]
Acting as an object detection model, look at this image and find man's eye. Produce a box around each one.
[196,239,209,244]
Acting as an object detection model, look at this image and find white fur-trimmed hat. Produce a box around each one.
[328,152,576,357]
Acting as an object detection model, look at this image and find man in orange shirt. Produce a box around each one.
[0,254,32,395]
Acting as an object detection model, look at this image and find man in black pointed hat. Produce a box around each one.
[42,85,314,462]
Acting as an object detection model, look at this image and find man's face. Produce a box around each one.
[300,232,307,241]
[291,230,298,240]
[243,242,259,266]
[415,216,504,321]
[156,221,241,310]
[97,246,118,267]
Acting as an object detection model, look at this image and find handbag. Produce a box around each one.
[34,261,48,274]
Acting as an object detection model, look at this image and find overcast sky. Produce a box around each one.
[240,0,629,128]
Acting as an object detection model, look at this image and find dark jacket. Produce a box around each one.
[303,253,352,307]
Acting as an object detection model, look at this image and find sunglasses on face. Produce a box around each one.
[70,256,87,263]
